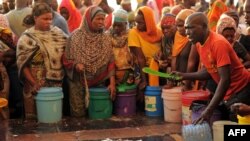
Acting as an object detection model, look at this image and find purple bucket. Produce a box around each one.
[191,100,221,126]
[115,84,137,116]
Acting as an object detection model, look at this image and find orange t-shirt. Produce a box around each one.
[196,31,250,100]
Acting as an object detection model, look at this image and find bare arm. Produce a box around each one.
[194,65,231,124]
[179,67,211,81]
[23,66,41,93]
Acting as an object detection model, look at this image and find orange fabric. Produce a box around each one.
[196,32,250,100]
[135,6,162,43]
[207,0,228,32]
[149,59,159,86]
[59,0,82,32]
[172,31,189,57]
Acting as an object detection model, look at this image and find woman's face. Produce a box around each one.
[161,24,177,38]
[135,13,146,32]
[60,7,69,21]
[34,12,53,31]
[222,28,235,44]
[176,19,186,36]
[112,22,127,36]
[91,13,105,31]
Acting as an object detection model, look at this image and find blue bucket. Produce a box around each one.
[35,87,64,123]
[88,87,113,119]
[144,86,163,117]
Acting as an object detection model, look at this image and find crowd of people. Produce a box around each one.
[0,0,250,124]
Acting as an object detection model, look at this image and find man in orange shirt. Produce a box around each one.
[176,12,250,123]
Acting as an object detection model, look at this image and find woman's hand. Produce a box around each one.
[75,63,84,73]
[231,103,250,116]
[31,82,42,95]
[108,83,116,101]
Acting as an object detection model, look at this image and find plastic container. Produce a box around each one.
[190,100,221,126]
[182,90,210,125]
[162,87,182,123]
[212,120,238,141]
[88,87,112,120]
[115,84,137,116]
[144,86,163,117]
[35,87,64,123]
[182,122,213,141]
[237,115,250,124]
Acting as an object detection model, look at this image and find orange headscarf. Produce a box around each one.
[59,0,82,32]
[135,6,162,43]
[207,0,228,31]
[172,31,189,57]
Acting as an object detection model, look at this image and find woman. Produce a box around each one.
[216,14,250,68]
[108,9,136,86]
[16,3,67,119]
[63,6,116,117]
[58,0,82,32]
[172,9,194,73]
[128,6,162,110]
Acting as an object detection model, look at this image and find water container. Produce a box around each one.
[237,115,250,124]
[144,86,163,117]
[88,87,112,120]
[162,87,182,123]
[182,122,213,141]
[35,87,64,123]
[182,90,210,125]
[212,120,238,141]
[115,84,137,116]
[190,100,221,126]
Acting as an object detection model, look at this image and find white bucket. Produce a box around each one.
[212,120,238,141]
[162,87,182,123]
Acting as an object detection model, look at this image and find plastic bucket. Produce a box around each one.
[35,87,64,123]
[190,100,221,126]
[212,120,238,141]
[115,84,137,116]
[182,90,210,125]
[162,87,182,123]
[144,86,163,117]
[237,115,250,124]
[182,122,213,141]
[88,87,112,120]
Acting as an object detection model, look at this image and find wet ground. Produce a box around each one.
[0,112,182,141]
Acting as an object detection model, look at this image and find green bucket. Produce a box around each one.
[88,87,112,119]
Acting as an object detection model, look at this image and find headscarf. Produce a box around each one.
[92,0,102,6]
[0,27,15,50]
[134,6,162,43]
[68,6,114,78]
[216,14,236,35]
[121,0,131,4]
[161,6,171,18]
[172,9,194,57]
[207,0,228,31]
[113,9,128,23]
[170,4,185,16]
[161,13,176,27]
[59,0,82,32]
[176,9,195,21]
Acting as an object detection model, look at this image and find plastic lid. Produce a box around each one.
[38,87,62,94]
[182,90,210,106]
[117,84,137,92]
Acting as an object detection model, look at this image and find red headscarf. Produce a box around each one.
[59,0,82,32]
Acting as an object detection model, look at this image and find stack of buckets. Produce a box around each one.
[88,87,112,120]
[35,87,64,123]
[144,86,163,117]
[161,87,182,123]
[115,84,137,116]
[181,90,210,125]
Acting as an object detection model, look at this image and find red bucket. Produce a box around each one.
[181,90,210,125]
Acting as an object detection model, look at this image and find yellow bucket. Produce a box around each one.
[0,98,8,108]
[237,115,250,124]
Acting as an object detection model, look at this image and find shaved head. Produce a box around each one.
[185,12,208,29]
[184,12,209,44]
